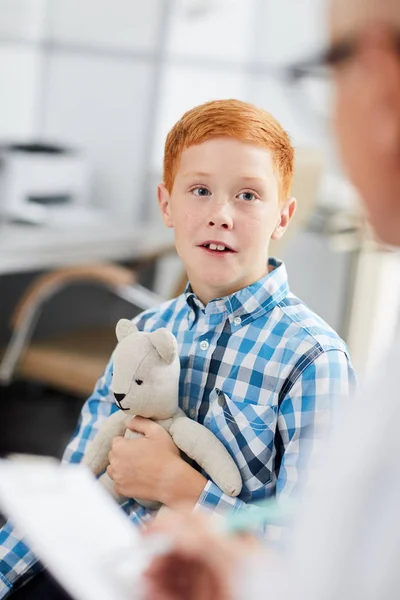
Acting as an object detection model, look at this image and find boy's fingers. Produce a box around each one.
[127,417,155,435]
[110,435,124,450]
[126,415,158,435]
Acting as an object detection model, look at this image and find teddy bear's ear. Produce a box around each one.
[115,319,138,342]
[149,328,177,365]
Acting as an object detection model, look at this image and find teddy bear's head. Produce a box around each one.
[111,319,180,420]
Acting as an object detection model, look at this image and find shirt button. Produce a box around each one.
[233,316,241,326]
[200,340,209,351]
[189,408,196,418]
[218,394,225,407]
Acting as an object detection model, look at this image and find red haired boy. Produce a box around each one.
[0,100,356,597]
[69,99,356,524]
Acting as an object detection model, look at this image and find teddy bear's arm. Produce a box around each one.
[81,410,129,475]
[169,416,242,497]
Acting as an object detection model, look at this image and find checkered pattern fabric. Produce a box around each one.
[0,259,356,596]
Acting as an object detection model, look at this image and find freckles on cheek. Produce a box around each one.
[182,210,198,230]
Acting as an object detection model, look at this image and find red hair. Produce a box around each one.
[163,99,294,201]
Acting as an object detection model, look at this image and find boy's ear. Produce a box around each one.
[271,197,297,241]
[157,183,174,228]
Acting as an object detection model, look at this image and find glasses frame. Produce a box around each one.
[284,31,400,83]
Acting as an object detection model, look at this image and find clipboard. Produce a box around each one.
[0,458,157,600]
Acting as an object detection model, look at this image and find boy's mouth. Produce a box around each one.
[200,242,235,253]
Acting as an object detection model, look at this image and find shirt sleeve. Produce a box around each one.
[62,356,116,464]
[276,348,356,501]
[194,349,356,540]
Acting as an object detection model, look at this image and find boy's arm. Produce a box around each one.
[0,522,44,598]
[62,357,116,464]
[193,349,356,532]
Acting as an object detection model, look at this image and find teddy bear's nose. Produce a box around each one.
[114,393,126,402]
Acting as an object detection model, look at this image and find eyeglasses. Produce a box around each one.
[285,30,400,82]
[286,39,359,82]
[270,30,400,134]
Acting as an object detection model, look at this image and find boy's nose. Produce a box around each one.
[208,218,231,229]
[208,203,233,230]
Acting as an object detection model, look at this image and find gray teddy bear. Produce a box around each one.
[82,318,242,509]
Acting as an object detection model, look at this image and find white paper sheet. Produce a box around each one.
[0,458,154,600]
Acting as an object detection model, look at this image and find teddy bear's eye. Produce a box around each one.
[135,379,143,385]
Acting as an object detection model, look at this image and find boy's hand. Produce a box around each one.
[107,416,207,507]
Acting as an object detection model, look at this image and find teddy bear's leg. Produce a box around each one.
[169,416,242,497]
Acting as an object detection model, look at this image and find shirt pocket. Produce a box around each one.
[207,389,277,493]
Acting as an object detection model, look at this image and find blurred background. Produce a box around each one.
[0,0,399,458]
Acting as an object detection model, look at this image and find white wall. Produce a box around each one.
[0,0,165,219]
[0,0,333,219]
[152,0,331,174]
[346,249,400,377]
[0,0,47,138]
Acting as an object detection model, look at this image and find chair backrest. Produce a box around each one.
[0,263,161,389]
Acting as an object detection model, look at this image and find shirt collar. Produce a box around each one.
[184,258,289,324]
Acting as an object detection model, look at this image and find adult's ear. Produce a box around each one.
[158,184,174,228]
[271,197,297,240]
[115,319,138,342]
[149,328,177,364]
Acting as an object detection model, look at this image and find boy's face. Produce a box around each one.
[158,137,295,304]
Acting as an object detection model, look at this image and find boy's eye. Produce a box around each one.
[191,187,210,197]
[237,191,257,201]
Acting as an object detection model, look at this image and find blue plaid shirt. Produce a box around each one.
[0,259,356,597]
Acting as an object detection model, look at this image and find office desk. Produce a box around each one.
[0,221,174,275]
